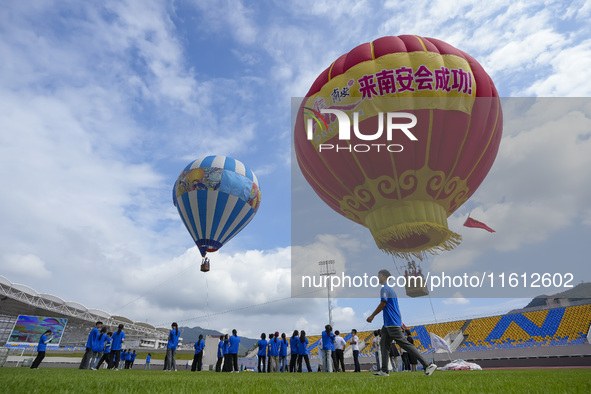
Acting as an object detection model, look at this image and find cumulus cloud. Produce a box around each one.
[0,254,52,279]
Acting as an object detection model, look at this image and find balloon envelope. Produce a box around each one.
[173,156,261,257]
[294,35,502,259]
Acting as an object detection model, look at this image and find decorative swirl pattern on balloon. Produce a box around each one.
[426,172,445,197]
[376,175,398,199]
[398,171,418,194]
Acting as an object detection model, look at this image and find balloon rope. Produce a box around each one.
[205,275,210,329]
[428,292,439,327]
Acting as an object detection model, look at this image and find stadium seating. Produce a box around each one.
[334,304,591,356]
[405,304,591,353]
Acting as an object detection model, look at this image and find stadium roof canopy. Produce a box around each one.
[0,275,166,340]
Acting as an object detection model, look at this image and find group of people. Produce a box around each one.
[317,326,361,373]
[29,269,438,376]
[77,322,133,370]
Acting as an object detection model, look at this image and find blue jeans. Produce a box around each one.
[322,349,333,372]
[375,350,381,371]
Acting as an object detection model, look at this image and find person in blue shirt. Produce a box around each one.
[297,330,312,373]
[215,335,224,372]
[125,349,133,369]
[222,334,230,372]
[90,327,108,370]
[267,333,273,373]
[79,321,103,369]
[96,332,113,369]
[164,322,180,371]
[228,329,240,372]
[110,324,125,371]
[191,334,205,372]
[257,333,267,373]
[31,330,52,369]
[145,353,152,369]
[279,333,288,372]
[289,330,299,372]
[321,324,335,372]
[366,269,437,376]
[130,350,137,368]
[121,350,128,369]
[269,331,281,372]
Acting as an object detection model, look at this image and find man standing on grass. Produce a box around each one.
[334,330,346,372]
[228,329,240,372]
[79,321,102,369]
[350,329,360,372]
[366,269,437,377]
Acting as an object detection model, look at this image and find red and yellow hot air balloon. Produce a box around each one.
[294,35,502,260]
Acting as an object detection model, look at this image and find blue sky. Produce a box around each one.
[1,0,590,338]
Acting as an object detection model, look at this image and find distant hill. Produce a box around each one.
[524,282,591,309]
[180,326,258,355]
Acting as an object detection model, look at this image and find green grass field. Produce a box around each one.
[1,368,589,393]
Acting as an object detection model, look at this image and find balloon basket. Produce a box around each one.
[405,275,429,297]
[200,258,210,272]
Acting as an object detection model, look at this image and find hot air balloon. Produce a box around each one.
[173,156,261,271]
[294,35,502,295]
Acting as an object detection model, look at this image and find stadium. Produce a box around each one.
[3,1,591,393]
[0,274,170,366]
[2,272,590,373]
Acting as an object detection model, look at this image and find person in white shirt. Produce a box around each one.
[334,330,346,372]
[372,330,381,371]
[350,329,360,372]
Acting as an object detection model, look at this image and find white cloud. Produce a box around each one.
[442,291,470,305]
[0,254,51,279]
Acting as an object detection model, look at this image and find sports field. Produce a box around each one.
[1,368,589,393]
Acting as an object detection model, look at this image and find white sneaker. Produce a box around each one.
[373,371,389,376]
[424,363,437,376]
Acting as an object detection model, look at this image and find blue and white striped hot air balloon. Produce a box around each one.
[173,156,261,264]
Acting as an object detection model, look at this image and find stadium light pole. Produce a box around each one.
[319,260,336,328]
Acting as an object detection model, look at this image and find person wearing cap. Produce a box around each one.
[31,330,53,369]
[110,324,125,370]
[164,322,180,371]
